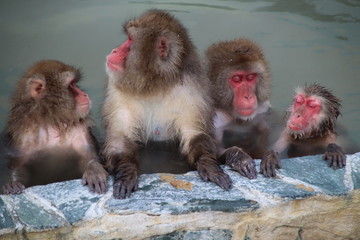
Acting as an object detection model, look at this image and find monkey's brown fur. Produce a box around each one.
[103,9,232,199]
[3,60,108,194]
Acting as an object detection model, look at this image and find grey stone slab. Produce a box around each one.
[278,155,348,195]
[350,152,360,190]
[31,180,103,224]
[227,167,317,199]
[149,229,232,240]
[106,173,259,215]
[5,194,65,230]
[0,197,15,229]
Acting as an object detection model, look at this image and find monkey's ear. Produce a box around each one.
[156,37,169,59]
[29,78,46,99]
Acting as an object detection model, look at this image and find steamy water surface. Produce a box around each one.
[0,0,359,188]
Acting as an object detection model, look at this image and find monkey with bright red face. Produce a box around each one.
[103,9,232,199]
[260,84,346,177]
[206,38,279,179]
[2,60,108,194]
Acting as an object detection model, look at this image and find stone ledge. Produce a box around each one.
[1,153,360,239]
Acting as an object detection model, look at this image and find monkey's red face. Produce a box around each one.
[106,37,132,72]
[69,82,90,116]
[288,94,322,132]
[228,71,258,117]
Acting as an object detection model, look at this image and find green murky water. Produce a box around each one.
[0,0,359,187]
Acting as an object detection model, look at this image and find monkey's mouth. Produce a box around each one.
[288,123,303,131]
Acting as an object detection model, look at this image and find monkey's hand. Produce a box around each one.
[82,160,109,194]
[260,150,281,178]
[113,162,139,199]
[220,147,257,179]
[2,181,25,194]
[196,155,232,190]
[323,143,346,170]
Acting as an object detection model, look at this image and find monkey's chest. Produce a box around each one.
[20,127,90,156]
[146,124,171,141]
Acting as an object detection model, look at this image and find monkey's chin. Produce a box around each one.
[238,109,255,117]
[106,61,122,72]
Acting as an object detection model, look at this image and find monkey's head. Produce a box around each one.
[205,38,270,121]
[106,9,197,95]
[11,60,91,129]
[287,84,341,139]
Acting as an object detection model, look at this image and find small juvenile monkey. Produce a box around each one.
[260,84,346,177]
[205,38,279,179]
[103,9,232,199]
[2,60,108,194]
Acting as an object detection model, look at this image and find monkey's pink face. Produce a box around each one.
[69,82,91,116]
[106,37,132,72]
[288,94,322,132]
[228,71,258,117]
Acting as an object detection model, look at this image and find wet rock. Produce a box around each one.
[0,153,359,239]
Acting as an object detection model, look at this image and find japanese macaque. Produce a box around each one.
[205,38,279,179]
[2,60,108,194]
[103,9,232,199]
[261,84,346,177]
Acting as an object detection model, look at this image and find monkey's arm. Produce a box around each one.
[2,134,27,194]
[259,130,287,178]
[2,161,27,194]
[80,130,109,194]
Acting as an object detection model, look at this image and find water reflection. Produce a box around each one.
[129,1,238,11]
[256,0,360,23]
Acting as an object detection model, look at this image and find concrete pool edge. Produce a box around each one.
[1,152,360,239]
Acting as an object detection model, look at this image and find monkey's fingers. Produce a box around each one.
[3,181,25,194]
[196,157,232,189]
[97,180,108,194]
[243,159,257,179]
[260,151,280,178]
[209,172,233,190]
[113,177,139,199]
[260,159,276,178]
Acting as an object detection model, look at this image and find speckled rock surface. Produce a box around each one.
[1,153,360,240]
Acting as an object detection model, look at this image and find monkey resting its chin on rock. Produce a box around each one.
[260,84,347,177]
[2,60,108,195]
[102,9,233,199]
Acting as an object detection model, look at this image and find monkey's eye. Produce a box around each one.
[308,101,318,108]
[246,73,257,81]
[295,96,304,104]
[231,75,243,83]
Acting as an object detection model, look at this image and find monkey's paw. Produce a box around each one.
[2,181,25,194]
[260,150,281,178]
[196,156,232,190]
[82,161,109,194]
[223,146,257,179]
[324,143,346,170]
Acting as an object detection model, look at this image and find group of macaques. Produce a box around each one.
[2,10,347,198]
